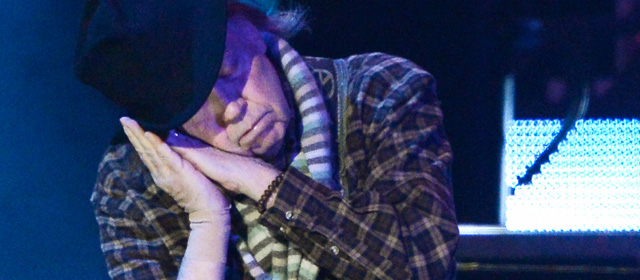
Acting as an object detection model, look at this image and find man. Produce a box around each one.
[76,0,459,279]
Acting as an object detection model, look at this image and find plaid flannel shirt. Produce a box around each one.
[91,53,458,279]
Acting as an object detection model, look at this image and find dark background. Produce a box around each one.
[0,0,620,278]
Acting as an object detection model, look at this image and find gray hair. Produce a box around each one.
[231,0,309,39]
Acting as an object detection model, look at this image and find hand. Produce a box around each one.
[120,117,230,215]
[121,117,231,279]
[167,131,281,203]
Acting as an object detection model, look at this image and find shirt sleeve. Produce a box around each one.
[91,145,188,280]
[260,53,459,280]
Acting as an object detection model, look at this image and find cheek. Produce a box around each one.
[185,118,252,154]
[243,57,291,118]
[212,132,254,156]
[183,115,223,145]
[210,132,231,148]
[191,125,237,152]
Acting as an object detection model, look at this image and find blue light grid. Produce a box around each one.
[504,119,640,232]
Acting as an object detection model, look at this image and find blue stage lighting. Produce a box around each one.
[503,119,640,232]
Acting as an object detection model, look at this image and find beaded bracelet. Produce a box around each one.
[257,173,285,214]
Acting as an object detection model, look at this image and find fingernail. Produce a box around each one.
[120,117,131,125]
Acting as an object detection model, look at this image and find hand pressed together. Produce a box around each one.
[167,130,281,203]
[121,116,241,279]
[120,117,230,214]
[120,117,281,209]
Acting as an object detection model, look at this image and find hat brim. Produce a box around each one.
[75,0,228,132]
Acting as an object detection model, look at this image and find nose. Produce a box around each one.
[222,98,247,125]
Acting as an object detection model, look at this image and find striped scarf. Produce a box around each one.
[231,34,335,280]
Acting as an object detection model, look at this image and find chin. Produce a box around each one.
[252,122,286,159]
[253,139,286,160]
[248,137,280,158]
[261,141,284,159]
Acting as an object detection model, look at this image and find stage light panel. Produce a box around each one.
[503,119,640,232]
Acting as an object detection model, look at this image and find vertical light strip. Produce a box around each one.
[499,75,516,226]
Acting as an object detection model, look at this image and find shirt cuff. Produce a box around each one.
[259,166,343,242]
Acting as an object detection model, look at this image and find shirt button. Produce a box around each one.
[285,211,294,220]
[330,246,340,255]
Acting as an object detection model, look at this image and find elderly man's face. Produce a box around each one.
[181,14,291,159]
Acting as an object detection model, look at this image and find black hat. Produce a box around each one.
[75,0,227,132]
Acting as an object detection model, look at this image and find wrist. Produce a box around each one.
[178,259,227,280]
[188,205,232,223]
[243,166,281,201]
[181,218,230,279]
[257,172,285,214]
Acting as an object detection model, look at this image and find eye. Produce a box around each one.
[218,50,237,77]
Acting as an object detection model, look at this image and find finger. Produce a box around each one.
[121,117,157,154]
[121,118,148,160]
[120,117,147,150]
[170,141,229,183]
[167,130,209,149]
[170,141,208,168]
[167,132,210,162]
[120,117,162,174]
[146,131,222,198]
[144,131,187,172]
[145,132,212,190]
